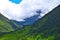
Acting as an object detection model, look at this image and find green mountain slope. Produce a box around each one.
[0,13,21,32]
[0,5,60,40]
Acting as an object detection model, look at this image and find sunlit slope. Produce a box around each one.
[0,13,21,32]
[0,5,60,40]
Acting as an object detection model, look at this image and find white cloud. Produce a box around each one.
[0,0,60,21]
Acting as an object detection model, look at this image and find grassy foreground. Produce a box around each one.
[0,5,60,40]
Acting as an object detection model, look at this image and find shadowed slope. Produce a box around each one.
[0,13,22,32]
[0,5,60,40]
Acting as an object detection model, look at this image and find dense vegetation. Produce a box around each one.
[0,13,21,32]
[0,5,60,40]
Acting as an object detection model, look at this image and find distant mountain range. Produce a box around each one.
[0,5,60,40]
[11,10,41,26]
[0,9,42,32]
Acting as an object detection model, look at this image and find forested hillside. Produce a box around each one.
[0,5,60,40]
[0,13,21,32]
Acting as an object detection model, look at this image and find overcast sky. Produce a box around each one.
[0,0,60,21]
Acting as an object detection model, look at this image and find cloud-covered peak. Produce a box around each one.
[0,0,60,22]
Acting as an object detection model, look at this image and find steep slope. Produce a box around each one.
[0,5,60,40]
[0,13,21,32]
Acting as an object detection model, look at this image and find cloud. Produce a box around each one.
[0,0,60,21]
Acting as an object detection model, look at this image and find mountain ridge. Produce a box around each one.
[0,5,60,40]
[0,13,22,32]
